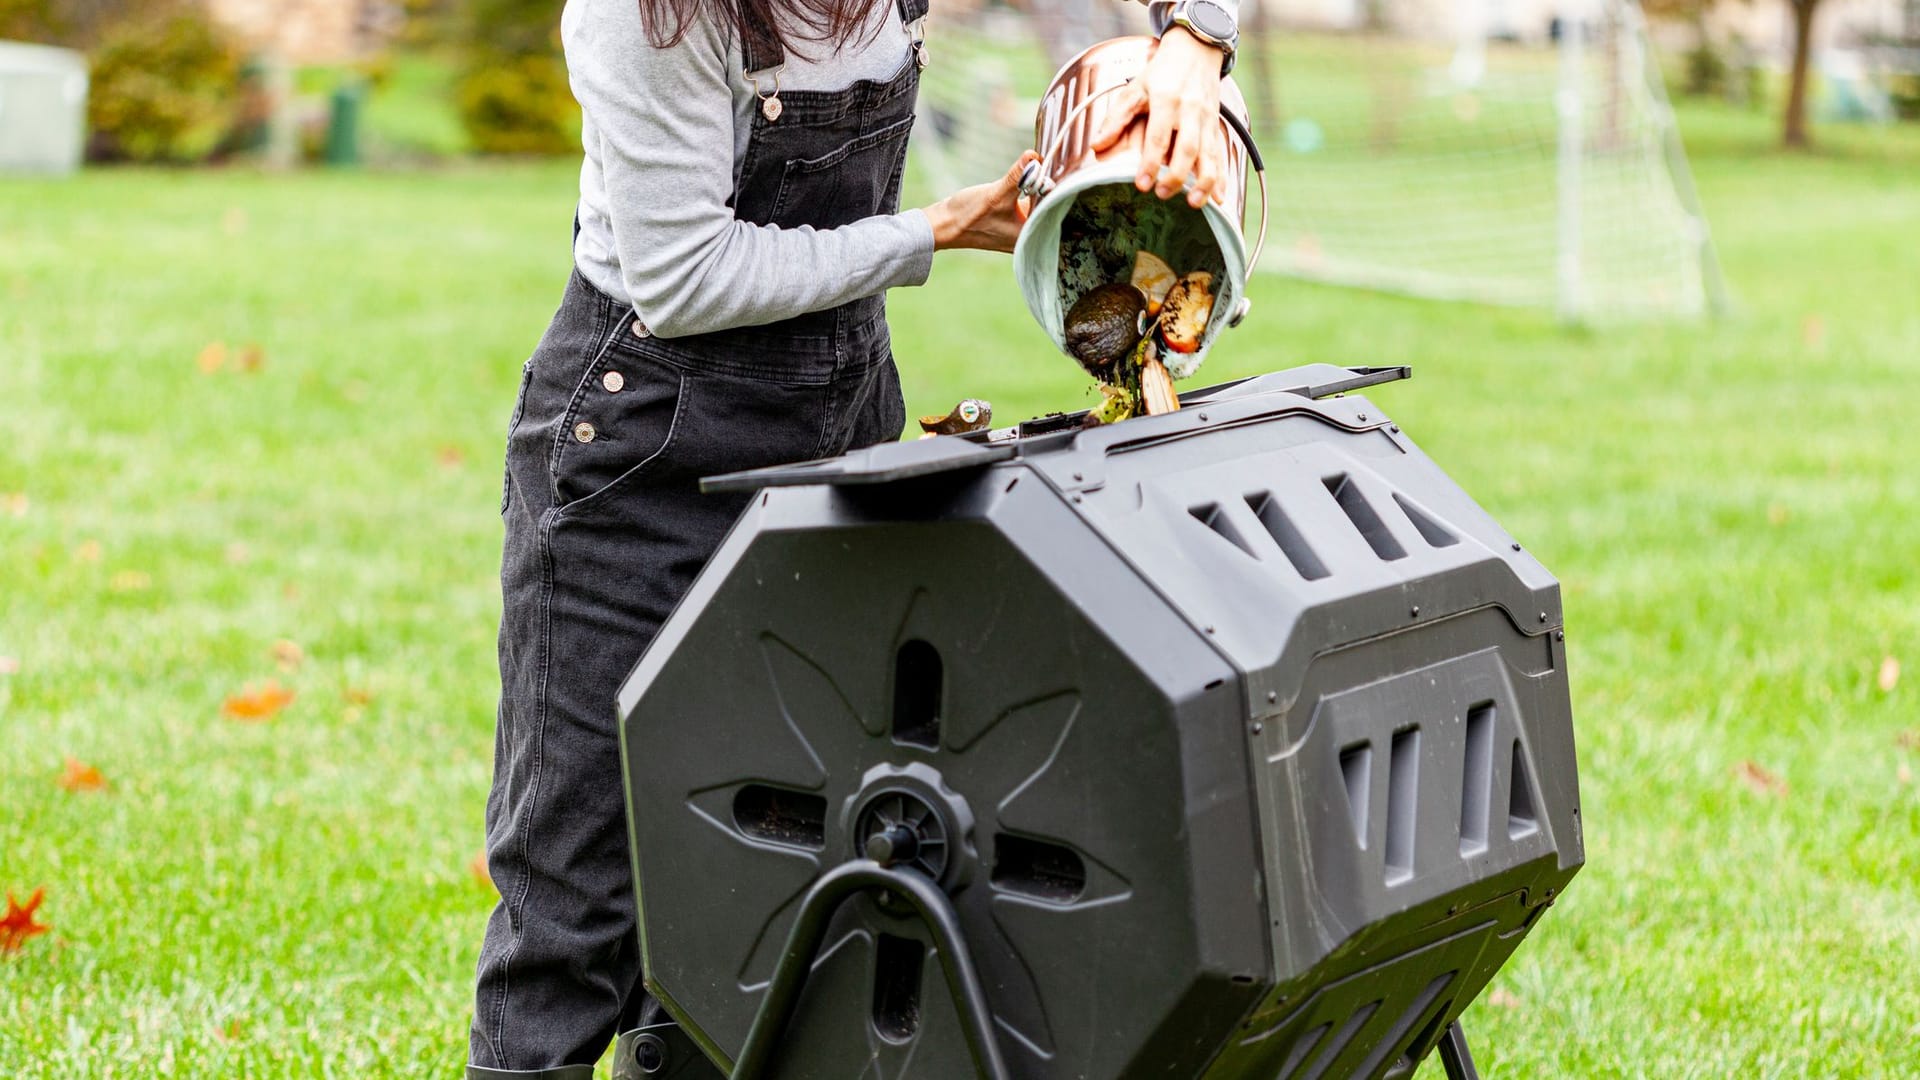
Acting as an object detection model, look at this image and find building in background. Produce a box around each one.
[204,0,398,62]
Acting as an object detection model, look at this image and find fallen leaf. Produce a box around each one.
[1735,760,1788,798]
[1877,656,1900,694]
[1766,503,1790,527]
[56,757,108,793]
[215,1017,245,1041]
[223,680,295,722]
[196,341,229,375]
[1486,987,1521,1010]
[0,888,50,953]
[0,656,17,676]
[436,445,467,468]
[109,570,151,593]
[73,539,103,563]
[469,850,494,891]
[224,542,251,565]
[272,640,304,672]
[281,582,300,601]
[1801,314,1826,350]
[237,344,266,373]
[1899,761,1913,785]
[1897,731,1920,751]
[344,686,374,706]
[3,493,27,518]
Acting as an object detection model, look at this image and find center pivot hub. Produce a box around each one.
[844,762,975,889]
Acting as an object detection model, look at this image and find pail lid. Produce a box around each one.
[1013,162,1250,380]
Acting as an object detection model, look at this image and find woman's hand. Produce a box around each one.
[922,151,1041,253]
[1088,29,1228,209]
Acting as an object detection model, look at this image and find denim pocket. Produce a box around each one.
[551,335,685,514]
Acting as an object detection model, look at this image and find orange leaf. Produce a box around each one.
[57,757,108,793]
[272,640,304,672]
[1486,987,1521,1010]
[436,445,467,468]
[3,492,26,518]
[1877,656,1900,694]
[223,680,295,722]
[469,850,494,892]
[1897,731,1920,752]
[0,888,50,953]
[237,344,266,373]
[344,686,374,706]
[196,341,229,375]
[1735,760,1788,798]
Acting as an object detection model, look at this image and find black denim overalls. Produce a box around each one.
[470,5,925,1075]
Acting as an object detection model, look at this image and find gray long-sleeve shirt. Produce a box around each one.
[563,0,1233,339]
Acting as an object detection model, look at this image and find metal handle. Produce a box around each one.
[1021,80,1269,275]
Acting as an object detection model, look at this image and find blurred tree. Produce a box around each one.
[86,4,243,162]
[1782,0,1826,146]
[0,0,131,46]
[457,0,577,155]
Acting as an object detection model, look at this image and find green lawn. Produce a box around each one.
[3,104,1918,1078]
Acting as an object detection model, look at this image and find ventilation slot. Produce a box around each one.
[1324,474,1407,561]
[732,785,827,850]
[1459,703,1495,856]
[891,639,942,749]
[1399,996,1457,1071]
[1339,743,1372,849]
[1246,492,1330,580]
[1189,501,1260,559]
[1276,1023,1331,1080]
[991,835,1087,903]
[1385,729,1419,884]
[1301,1000,1381,1080]
[1508,740,1540,840]
[872,933,924,1043]
[1393,493,1460,548]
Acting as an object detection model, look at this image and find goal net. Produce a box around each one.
[914,0,1728,319]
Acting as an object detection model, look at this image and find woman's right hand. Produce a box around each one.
[921,151,1041,253]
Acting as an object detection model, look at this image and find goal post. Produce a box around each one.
[912,0,1730,320]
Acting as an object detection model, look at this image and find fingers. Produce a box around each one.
[1089,81,1148,153]
[1007,148,1040,188]
[1161,100,1207,201]
[1138,88,1177,194]
[1190,123,1223,208]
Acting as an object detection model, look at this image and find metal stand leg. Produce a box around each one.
[1438,1021,1480,1080]
[728,860,1010,1080]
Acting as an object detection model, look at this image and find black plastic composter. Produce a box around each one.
[616,364,1583,1080]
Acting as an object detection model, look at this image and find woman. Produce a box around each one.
[470,0,1240,1074]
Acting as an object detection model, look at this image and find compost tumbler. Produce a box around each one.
[615,364,1583,1080]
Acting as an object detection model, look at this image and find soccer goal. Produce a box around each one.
[915,0,1729,320]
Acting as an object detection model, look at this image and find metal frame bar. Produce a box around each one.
[728,860,1011,1080]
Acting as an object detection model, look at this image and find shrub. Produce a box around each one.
[85,5,243,163]
[457,0,577,156]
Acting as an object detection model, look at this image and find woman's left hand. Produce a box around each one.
[922,150,1042,253]
[1088,29,1228,209]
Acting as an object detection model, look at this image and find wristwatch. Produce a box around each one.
[1153,0,1240,76]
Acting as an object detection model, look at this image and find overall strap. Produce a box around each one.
[743,0,932,75]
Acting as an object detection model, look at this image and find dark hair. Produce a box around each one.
[637,0,886,64]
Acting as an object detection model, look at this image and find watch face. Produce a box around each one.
[1188,0,1237,42]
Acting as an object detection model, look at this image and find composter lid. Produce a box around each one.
[1013,163,1250,376]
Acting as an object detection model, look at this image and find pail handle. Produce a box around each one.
[1018,80,1269,276]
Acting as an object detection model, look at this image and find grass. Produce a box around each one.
[2,101,1918,1077]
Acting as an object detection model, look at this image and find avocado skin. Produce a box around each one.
[1064,283,1147,376]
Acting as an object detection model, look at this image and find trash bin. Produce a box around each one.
[618,364,1584,1080]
